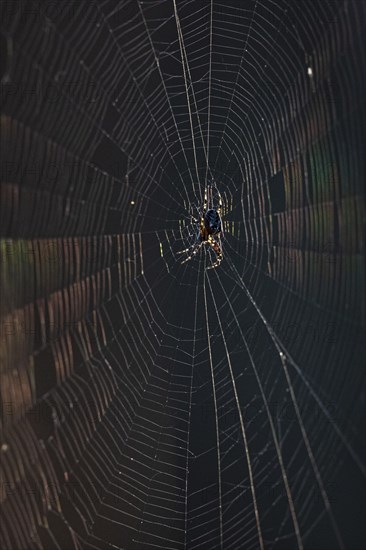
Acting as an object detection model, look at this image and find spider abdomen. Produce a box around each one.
[204,208,221,235]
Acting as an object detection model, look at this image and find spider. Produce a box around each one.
[178,185,223,269]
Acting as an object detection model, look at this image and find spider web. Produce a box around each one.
[0,0,365,549]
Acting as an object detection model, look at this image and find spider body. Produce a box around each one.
[203,208,221,237]
[178,185,223,269]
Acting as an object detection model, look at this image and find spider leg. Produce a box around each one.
[206,235,223,270]
[177,247,193,255]
[180,242,203,264]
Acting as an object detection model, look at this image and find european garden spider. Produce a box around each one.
[178,185,223,269]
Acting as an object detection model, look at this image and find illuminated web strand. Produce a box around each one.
[171,3,215,188]
[205,0,214,187]
[224,255,345,549]
[203,266,224,549]
[138,1,198,202]
[173,0,203,202]
[206,272,265,550]
[211,261,304,550]
[183,264,199,549]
